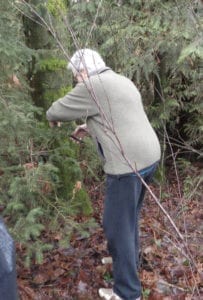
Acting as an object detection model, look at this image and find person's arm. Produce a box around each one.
[46,83,99,122]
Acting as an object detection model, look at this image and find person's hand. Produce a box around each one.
[49,121,61,128]
[70,124,88,143]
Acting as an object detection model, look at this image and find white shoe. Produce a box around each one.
[98,288,122,300]
[98,288,141,300]
[101,256,113,264]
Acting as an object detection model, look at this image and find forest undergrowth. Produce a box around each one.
[16,167,203,300]
[1,1,202,299]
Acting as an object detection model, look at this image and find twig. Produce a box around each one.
[85,0,103,47]
[15,1,200,291]
[158,279,189,292]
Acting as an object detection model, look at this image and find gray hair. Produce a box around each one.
[68,48,106,76]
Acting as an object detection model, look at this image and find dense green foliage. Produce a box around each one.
[1,0,202,265]
[68,0,202,161]
[0,0,95,265]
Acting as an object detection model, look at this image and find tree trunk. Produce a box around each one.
[23,0,71,113]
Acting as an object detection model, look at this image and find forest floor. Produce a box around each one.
[17,171,202,300]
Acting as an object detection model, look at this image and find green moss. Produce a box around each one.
[44,85,72,103]
[47,0,67,16]
[38,57,67,72]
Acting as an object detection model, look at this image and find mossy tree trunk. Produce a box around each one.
[24,0,72,113]
[22,0,93,215]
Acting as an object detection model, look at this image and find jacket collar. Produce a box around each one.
[88,67,111,77]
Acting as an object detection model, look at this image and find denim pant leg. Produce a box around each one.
[0,219,18,300]
[103,175,143,300]
[134,185,146,268]
[135,163,158,267]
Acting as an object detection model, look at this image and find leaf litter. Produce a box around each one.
[17,173,202,299]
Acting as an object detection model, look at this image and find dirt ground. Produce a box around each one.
[17,174,203,300]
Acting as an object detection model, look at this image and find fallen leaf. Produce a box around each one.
[77,280,88,293]
[51,268,65,280]
[33,272,49,284]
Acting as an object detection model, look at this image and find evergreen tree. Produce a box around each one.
[68,0,203,161]
[0,0,94,265]
[2,0,201,265]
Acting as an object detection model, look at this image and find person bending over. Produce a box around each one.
[46,48,161,300]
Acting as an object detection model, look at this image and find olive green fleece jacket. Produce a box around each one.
[46,69,161,175]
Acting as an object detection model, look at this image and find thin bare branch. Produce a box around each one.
[15,0,200,278]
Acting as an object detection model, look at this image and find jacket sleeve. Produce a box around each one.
[46,82,99,122]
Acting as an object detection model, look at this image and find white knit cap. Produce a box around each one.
[68,48,106,76]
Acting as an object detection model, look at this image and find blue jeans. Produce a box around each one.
[0,219,18,300]
[103,162,158,300]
